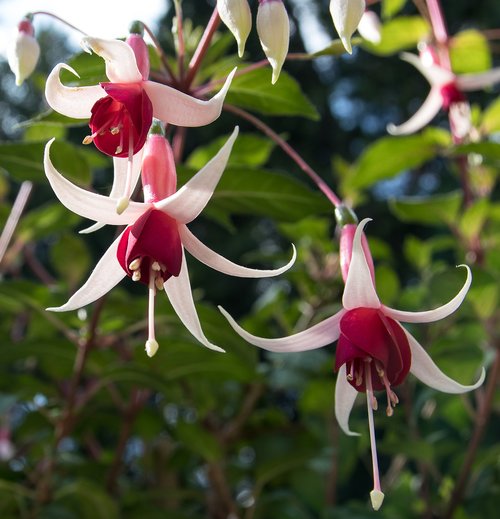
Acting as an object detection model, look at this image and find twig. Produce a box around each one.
[443,345,499,519]
[0,181,32,270]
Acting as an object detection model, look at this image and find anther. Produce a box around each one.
[155,276,165,291]
[115,145,123,154]
[82,135,94,145]
[129,257,142,271]
[110,126,120,135]
[132,270,141,282]
[152,261,161,271]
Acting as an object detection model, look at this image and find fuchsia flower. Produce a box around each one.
[330,0,366,54]
[43,126,296,357]
[45,36,235,213]
[388,45,500,136]
[7,17,40,86]
[220,218,484,510]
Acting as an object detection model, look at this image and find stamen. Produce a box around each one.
[129,257,142,271]
[115,145,123,154]
[116,131,135,215]
[145,267,159,357]
[83,115,117,145]
[152,261,161,271]
[378,367,400,417]
[110,126,121,135]
[364,360,385,511]
[132,270,141,282]
[347,362,354,381]
[155,276,165,291]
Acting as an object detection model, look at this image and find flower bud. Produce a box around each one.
[256,0,290,84]
[141,121,177,203]
[7,17,40,86]
[329,0,365,54]
[357,10,381,44]
[339,224,375,284]
[217,0,252,58]
[127,22,150,80]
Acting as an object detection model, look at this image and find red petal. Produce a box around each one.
[117,209,182,285]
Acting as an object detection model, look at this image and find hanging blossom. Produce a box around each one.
[7,16,40,86]
[43,126,296,357]
[330,0,366,54]
[45,36,236,213]
[217,0,289,84]
[387,44,500,136]
[220,215,484,510]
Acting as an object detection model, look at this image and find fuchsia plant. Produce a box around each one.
[2,0,497,515]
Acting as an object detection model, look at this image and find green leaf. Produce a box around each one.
[452,141,500,162]
[389,191,462,226]
[382,0,407,19]
[225,68,319,120]
[178,165,331,222]
[50,234,91,287]
[459,198,490,240]
[60,50,107,86]
[186,133,275,169]
[345,130,442,190]
[312,38,361,57]
[0,141,91,185]
[450,30,492,74]
[19,203,81,240]
[175,421,222,461]
[481,97,500,134]
[362,16,430,56]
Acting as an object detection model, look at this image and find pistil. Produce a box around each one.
[145,265,159,357]
[364,359,385,511]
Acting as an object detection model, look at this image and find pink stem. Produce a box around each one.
[425,0,451,70]
[29,11,87,36]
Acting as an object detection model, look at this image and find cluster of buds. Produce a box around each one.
[217,0,289,83]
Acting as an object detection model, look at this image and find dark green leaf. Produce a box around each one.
[225,68,319,120]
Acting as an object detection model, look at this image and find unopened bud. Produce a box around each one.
[330,0,365,54]
[217,0,252,58]
[339,223,375,283]
[256,0,289,84]
[7,17,40,86]
[357,10,381,44]
[126,29,150,80]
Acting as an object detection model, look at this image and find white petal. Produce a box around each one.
[219,306,345,352]
[330,0,365,54]
[383,265,471,323]
[143,68,236,127]
[456,68,500,91]
[399,52,454,86]
[47,233,125,312]
[387,87,443,135]
[357,11,381,44]
[44,139,146,225]
[81,37,142,83]
[45,63,106,119]
[79,150,144,234]
[406,329,485,393]
[335,366,360,436]
[342,218,380,310]
[156,127,239,223]
[164,249,225,352]
[180,225,296,278]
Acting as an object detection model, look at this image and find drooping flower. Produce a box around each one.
[45,36,236,212]
[217,0,289,84]
[387,45,500,136]
[220,217,484,509]
[330,0,366,54]
[7,16,40,86]
[43,126,296,357]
